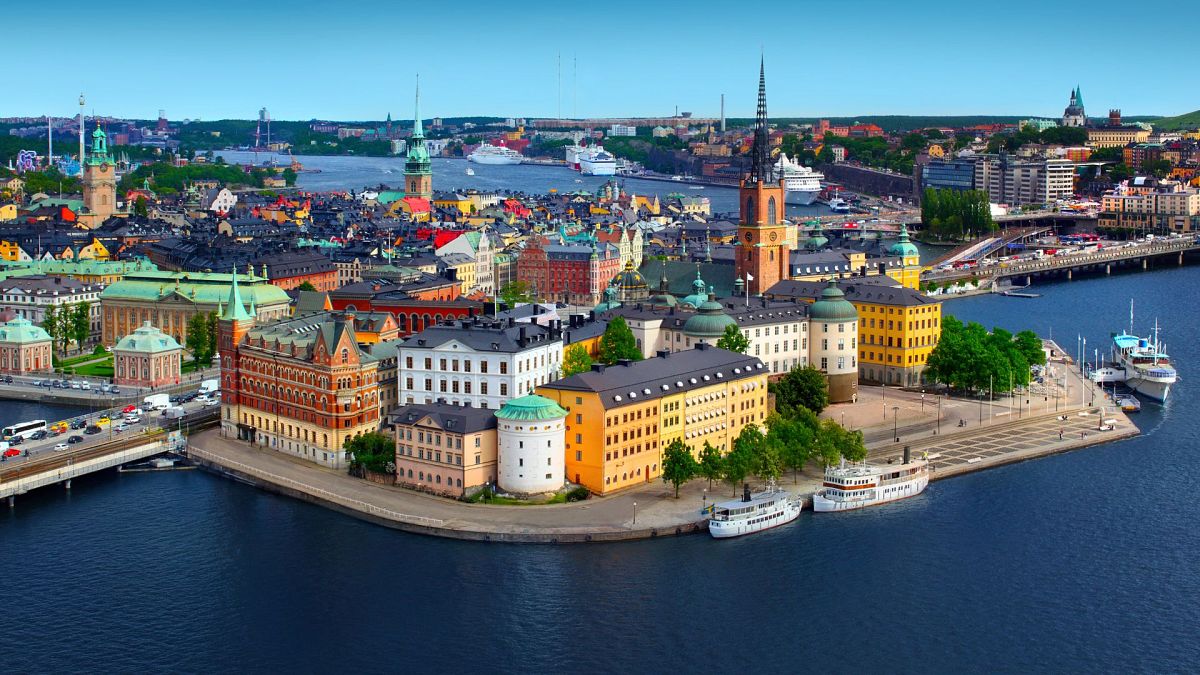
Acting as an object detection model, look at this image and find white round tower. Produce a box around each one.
[495,394,568,495]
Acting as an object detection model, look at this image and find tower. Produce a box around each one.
[218,267,257,441]
[79,126,117,229]
[405,77,433,201]
[735,58,789,296]
[1062,85,1086,128]
[77,93,85,177]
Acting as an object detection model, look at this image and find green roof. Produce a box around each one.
[495,394,568,421]
[114,321,182,353]
[683,296,737,338]
[810,280,858,322]
[0,316,51,344]
[100,270,289,309]
[377,191,406,205]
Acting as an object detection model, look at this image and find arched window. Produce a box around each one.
[767,196,777,225]
[341,349,349,364]
[744,196,755,221]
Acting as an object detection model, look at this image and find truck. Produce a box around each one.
[198,379,219,395]
[161,406,187,419]
[143,393,171,411]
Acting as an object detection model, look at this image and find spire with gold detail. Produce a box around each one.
[221,266,253,322]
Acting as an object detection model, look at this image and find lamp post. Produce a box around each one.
[702,489,707,515]
[920,391,925,413]
[936,393,942,435]
[632,500,638,527]
[892,405,899,442]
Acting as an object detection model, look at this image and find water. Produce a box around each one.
[0,400,91,429]
[3,266,1199,672]
[216,151,832,219]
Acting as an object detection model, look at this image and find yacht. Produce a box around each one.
[1112,328,1176,402]
[827,197,851,213]
[578,148,617,176]
[773,153,823,205]
[813,456,929,513]
[465,166,475,176]
[468,143,524,165]
[709,482,802,538]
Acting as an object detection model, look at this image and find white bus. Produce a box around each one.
[3,419,47,440]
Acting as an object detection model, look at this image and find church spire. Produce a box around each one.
[748,56,772,183]
[221,266,252,322]
[412,74,424,139]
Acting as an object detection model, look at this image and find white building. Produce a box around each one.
[202,187,237,213]
[399,318,564,410]
[609,124,637,137]
[0,275,104,341]
[495,394,567,495]
[435,228,495,296]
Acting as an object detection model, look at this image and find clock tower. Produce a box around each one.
[79,126,118,229]
[404,77,433,201]
[735,59,789,296]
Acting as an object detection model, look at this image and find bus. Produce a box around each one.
[3,419,47,440]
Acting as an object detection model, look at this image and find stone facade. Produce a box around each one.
[0,316,52,374]
[113,321,183,388]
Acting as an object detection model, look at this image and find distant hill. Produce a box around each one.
[722,115,1039,132]
[1149,110,1200,131]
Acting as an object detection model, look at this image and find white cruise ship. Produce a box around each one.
[812,456,929,513]
[578,148,617,175]
[468,143,524,165]
[709,483,802,538]
[564,144,587,170]
[773,153,823,205]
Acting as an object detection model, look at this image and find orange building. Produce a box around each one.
[735,61,790,296]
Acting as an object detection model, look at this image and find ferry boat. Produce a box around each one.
[578,148,617,176]
[827,197,851,213]
[468,143,524,165]
[1112,328,1175,401]
[773,153,823,205]
[812,456,929,513]
[708,482,802,538]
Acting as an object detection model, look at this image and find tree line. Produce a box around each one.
[923,316,1046,393]
[920,187,995,242]
[42,303,91,356]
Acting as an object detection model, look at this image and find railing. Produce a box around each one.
[925,238,1197,281]
[187,445,444,528]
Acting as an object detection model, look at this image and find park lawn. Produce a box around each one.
[56,351,109,368]
[73,361,114,377]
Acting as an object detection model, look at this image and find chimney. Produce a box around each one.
[656,349,670,359]
[696,342,711,351]
[1109,109,1121,126]
[590,363,606,373]
[903,445,911,465]
[508,317,516,327]
[518,325,528,346]
[618,358,634,367]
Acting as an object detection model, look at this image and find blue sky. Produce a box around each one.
[10,0,1194,121]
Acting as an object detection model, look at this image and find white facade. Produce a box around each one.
[623,309,811,376]
[0,278,104,340]
[810,320,858,377]
[399,335,563,410]
[496,415,566,494]
[205,187,237,213]
[609,124,637,137]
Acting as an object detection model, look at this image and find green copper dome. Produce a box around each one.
[889,223,920,258]
[809,279,857,322]
[114,321,183,353]
[495,394,568,421]
[681,267,710,308]
[683,291,737,338]
[594,284,622,313]
[0,316,51,344]
[805,223,829,251]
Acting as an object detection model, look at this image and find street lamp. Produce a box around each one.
[702,488,707,515]
[892,405,900,442]
[632,500,638,527]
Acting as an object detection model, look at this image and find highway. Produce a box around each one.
[923,235,1199,283]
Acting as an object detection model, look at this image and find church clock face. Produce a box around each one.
[769,232,778,242]
[744,232,753,242]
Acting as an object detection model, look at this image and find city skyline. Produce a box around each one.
[10,0,1194,121]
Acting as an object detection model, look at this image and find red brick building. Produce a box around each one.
[517,236,621,306]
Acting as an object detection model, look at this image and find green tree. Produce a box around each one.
[282,167,298,186]
[499,280,533,308]
[722,435,753,497]
[296,281,318,292]
[661,439,698,498]
[42,305,65,357]
[205,312,219,367]
[345,431,395,475]
[133,196,149,218]
[766,411,816,482]
[70,302,90,352]
[697,441,725,490]
[598,316,642,364]
[561,343,594,377]
[715,323,750,354]
[186,313,211,366]
[770,364,830,414]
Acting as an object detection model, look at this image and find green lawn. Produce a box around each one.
[73,361,114,377]
[56,351,108,368]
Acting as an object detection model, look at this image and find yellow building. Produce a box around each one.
[433,193,472,214]
[1087,126,1150,149]
[537,344,769,495]
[883,224,922,289]
[0,240,27,261]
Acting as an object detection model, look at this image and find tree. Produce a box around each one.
[661,439,698,498]
[186,313,211,366]
[715,323,750,354]
[766,411,816,483]
[69,302,90,352]
[499,280,533,308]
[133,196,149,218]
[598,316,642,364]
[205,312,219,367]
[770,364,830,414]
[561,343,594,377]
[282,167,298,186]
[345,431,395,476]
[722,436,752,497]
[296,281,318,292]
[698,441,725,490]
[925,316,1044,393]
[42,305,66,358]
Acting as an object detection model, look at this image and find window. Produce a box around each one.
[500,383,508,396]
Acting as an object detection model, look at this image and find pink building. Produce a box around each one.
[113,321,183,388]
[0,316,53,374]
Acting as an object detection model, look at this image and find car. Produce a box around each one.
[80,382,91,390]
[30,429,48,440]
[67,435,83,444]
[2,448,19,458]
[41,380,52,387]
[110,386,120,394]
[85,425,102,435]
[54,443,68,452]
[3,375,12,384]
[70,382,81,390]
[8,436,23,446]
[122,404,138,414]
[204,398,220,407]
[32,379,43,386]
[52,381,63,389]
[70,419,86,430]
[114,423,127,432]
[124,416,141,424]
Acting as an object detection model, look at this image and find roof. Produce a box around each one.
[809,280,858,322]
[400,319,558,354]
[100,270,290,308]
[243,310,376,363]
[114,321,183,353]
[495,394,568,421]
[766,277,936,308]
[389,401,497,434]
[542,344,765,410]
[0,316,51,344]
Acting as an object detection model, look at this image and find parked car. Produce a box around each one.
[52,381,63,389]
[9,436,23,446]
[2,375,12,384]
[32,379,43,386]
[2,448,19,458]
[54,443,68,452]
[70,381,81,390]
[80,382,91,390]
[110,386,120,394]
[67,435,83,444]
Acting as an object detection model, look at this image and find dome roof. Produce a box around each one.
[805,223,829,250]
[114,321,183,353]
[614,260,648,292]
[681,267,710,308]
[683,293,737,338]
[888,223,920,258]
[0,316,51,344]
[495,394,568,421]
[809,279,858,322]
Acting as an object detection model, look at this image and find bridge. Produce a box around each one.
[929,226,1055,268]
[922,236,1200,285]
[0,407,218,506]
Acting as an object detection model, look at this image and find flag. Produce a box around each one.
[745,273,754,281]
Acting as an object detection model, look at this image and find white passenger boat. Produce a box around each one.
[773,153,823,205]
[468,143,523,165]
[812,456,929,513]
[709,482,801,538]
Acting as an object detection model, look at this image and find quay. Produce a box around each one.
[184,338,1137,544]
[1,431,172,505]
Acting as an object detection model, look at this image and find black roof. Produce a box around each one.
[388,401,497,434]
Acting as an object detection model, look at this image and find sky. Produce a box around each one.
[9,0,1195,122]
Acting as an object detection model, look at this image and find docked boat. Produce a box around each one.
[773,153,823,205]
[468,143,524,165]
[812,455,929,513]
[1115,394,1142,412]
[564,144,587,170]
[578,148,617,176]
[1112,329,1175,402]
[709,482,802,539]
[827,197,851,213]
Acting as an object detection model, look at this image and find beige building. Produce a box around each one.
[391,401,498,497]
[1088,126,1151,149]
[113,321,183,388]
[0,316,53,374]
[1100,187,1200,232]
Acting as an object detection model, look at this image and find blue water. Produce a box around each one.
[3,265,1198,672]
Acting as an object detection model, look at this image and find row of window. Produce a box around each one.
[604,463,658,486]
[398,445,465,466]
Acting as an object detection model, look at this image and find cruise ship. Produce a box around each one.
[578,148,617,176]
[468,143,524,165]
[709,483,802,538]
[812,455,929,513]
[773,153,823,205]
[564,144,587,170]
